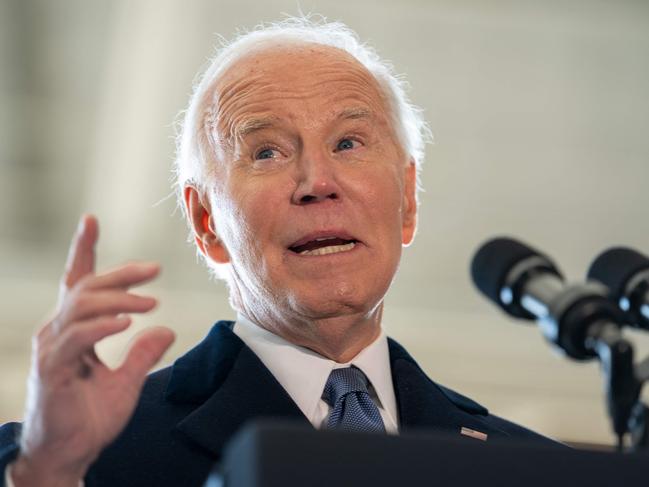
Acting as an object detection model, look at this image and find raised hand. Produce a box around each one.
[11,215,175,487]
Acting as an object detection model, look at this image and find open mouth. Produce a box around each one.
[288,236,359,256]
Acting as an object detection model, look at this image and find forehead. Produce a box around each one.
[210,43,390,135]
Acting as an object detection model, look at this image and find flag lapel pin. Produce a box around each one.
[460,427,488,441]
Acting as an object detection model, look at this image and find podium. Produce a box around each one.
[207,421,648,487]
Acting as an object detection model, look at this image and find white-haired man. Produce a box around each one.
[1,18,554,487]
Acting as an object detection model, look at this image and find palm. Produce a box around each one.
[65,365,142,453]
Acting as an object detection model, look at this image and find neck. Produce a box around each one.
[239,304,384,363]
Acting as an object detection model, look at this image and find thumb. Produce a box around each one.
[117,326,175,388]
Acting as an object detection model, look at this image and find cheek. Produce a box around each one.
[219,180,284,262]
[365,173,405,228]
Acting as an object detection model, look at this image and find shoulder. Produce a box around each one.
[387,337,562,446]
[438,382,561,444]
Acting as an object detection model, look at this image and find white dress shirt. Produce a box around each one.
[233,313,400,433]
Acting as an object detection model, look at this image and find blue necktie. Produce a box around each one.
[323,367,386,433]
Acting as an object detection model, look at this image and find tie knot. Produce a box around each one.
[323,367,370,406]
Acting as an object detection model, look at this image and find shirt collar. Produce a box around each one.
[233,313,398,428]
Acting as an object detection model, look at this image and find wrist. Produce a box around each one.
[10,454,84,487]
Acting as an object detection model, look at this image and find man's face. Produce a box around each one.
[195,43,417,331]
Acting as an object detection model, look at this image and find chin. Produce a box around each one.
[287,284,383,321]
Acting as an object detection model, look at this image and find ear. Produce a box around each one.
[184,185,230,264]
[401,160,418,246]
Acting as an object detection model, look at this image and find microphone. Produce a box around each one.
[471,238,642,442]
[471,237,639,439]
[587,247,649,331]
[471,237,623,360]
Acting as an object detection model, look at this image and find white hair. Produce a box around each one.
[173,15,431,277]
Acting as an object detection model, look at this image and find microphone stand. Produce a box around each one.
[628,357,649,452]
[586,323,649,452]
[532,281,648,453]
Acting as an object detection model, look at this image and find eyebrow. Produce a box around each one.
[234,116,282,139]
[336,106,374,122]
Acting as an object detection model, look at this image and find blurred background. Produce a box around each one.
[1,0,648,446]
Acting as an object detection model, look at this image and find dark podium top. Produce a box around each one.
[210,422,648,487]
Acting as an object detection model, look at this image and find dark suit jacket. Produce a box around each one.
[0,321,556,486]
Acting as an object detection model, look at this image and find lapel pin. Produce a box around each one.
[460,427,488,441]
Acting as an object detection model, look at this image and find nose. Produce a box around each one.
[291,149,340,205]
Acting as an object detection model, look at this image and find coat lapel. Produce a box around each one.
[388,338,512,440]
[165,321,309,456]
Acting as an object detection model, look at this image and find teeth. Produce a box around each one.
[315,237,337,242]
[299,242,356,256]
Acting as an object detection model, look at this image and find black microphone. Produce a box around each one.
[471,237,623,360]
[471,237,639,439]
[587,247,649,331]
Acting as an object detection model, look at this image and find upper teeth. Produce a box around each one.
[300,241,356,256]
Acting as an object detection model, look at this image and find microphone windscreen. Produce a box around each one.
[470,237,541,305]
[587,247,649,299]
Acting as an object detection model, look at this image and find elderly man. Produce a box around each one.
[1,18,553,487]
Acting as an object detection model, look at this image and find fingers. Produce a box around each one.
[54,262,161,333]
[52,315,132,367]
[56,290,157,330]
[62,215,99,289]
[117,327,176,387]
[85,262,160,291]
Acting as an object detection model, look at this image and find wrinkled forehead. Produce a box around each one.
[215,41,379,88]
[206,42,392,143]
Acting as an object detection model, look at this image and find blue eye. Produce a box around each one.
[336,138,356,151]
[255,148,276,160]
